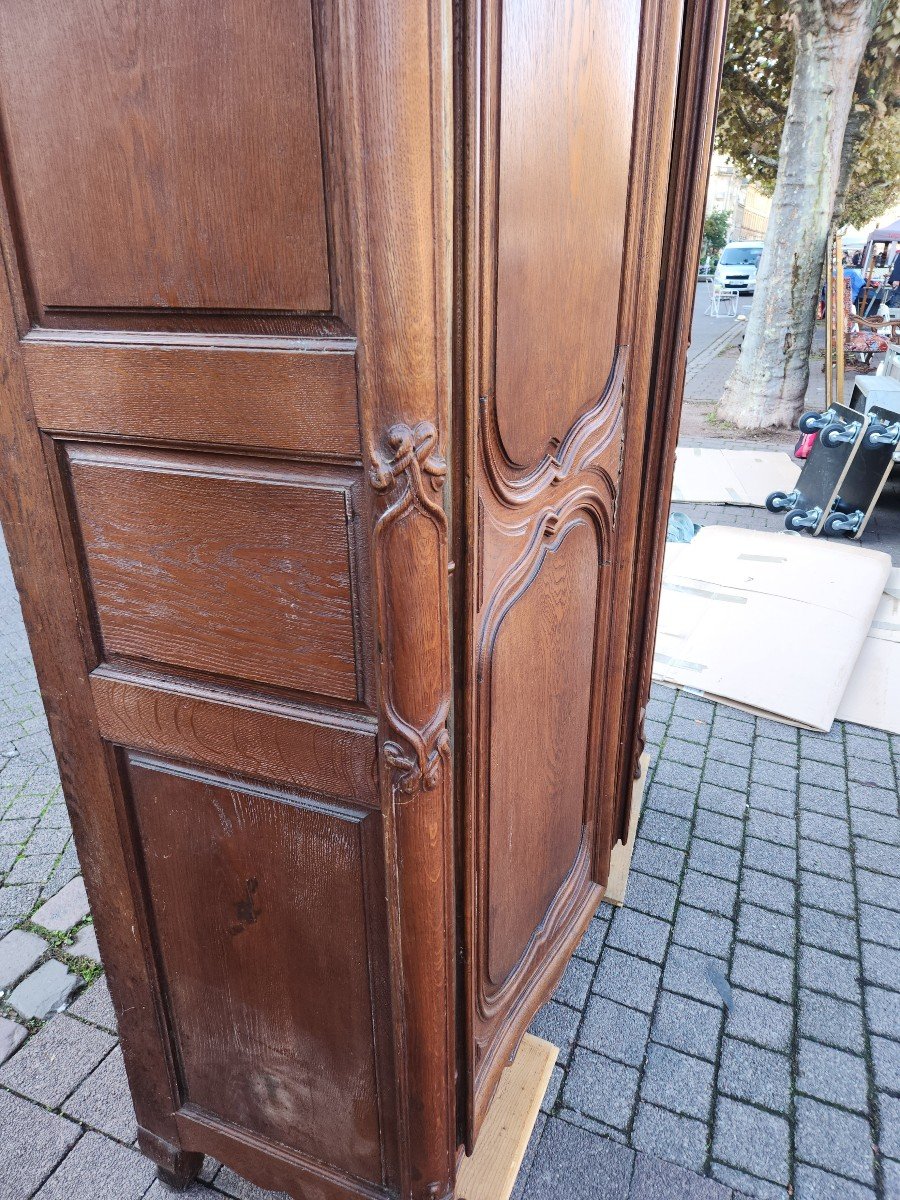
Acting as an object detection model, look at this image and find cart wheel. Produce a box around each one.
[799,411,826,434]
[823,511,858,538]
[862,421,895,451]
[785,510,813,532]
[821,422,851,449]
[765,491,789,513]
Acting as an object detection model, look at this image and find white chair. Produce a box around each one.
[704,281,740,318]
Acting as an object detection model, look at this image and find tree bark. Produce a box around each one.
[717,0,884,429]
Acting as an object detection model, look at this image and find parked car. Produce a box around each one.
[713,240,764,294]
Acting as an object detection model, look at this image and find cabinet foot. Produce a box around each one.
[137,1127,203,1190]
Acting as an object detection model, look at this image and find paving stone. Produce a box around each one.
[713,1096,789,1184]
[631,1102,708,1172]
[712,713,753,742]
[7,957,79,1019]
[0,926,46,989]
[5,851,58,885]
[861,941,900,990]
[742,837,796,881]
[696,783,746,819]
[630,1153,733,1200]
[662,944,729,1007]
[630,840,685,884]
[848,756,895,789]
[873,1035,900,1092]
[726,989,793,1052]
[848,781,898,815]
[592,948,661,1014]
[63,1046,136,1144]
[755,737,797,766]
[579,995,650,1067]
[647,782,695,819]
[693,809,744,850]
[799,808,850,848]
[739,867,794,917]
[523,1115,635,1200]
[710,1162,784,1199]
[718,1037,790,1113]
[639,1042,714,1120]
[799,945,860,1002]
[799,869,856,917]
[751,759,797,791]
[729,942,792,1003]
[0,882,40,923]
[529,1001,581,1066]
[679,870,737,918]
[552,955,594,1009]
[794,1165,877,1200]
[212,1166,292,1198]
[667,717,712,745]
[745,809,796,848]
[755,716,797,743]
[795,1096,874,1184]
[144,1182,217,1199]
[706,738,753,769]
[798,783,847,818]
[859,901,900,950]
[885,1160,900,1200]
[798,759,845,791]
[624,871,678,921]
[663,738,707,769]
[69,923,101,963]
[855,838,900,876]
[856,868,899,911]
[652,759,703,796]
[573,917,606,963]
[647,695,674,723]
[798,990,865,1053]
[796,1038,869,1112]
[68,976,117,1033]
[702,759,750,793]
[540,1066,563,1115]
[31,875,89,932]
[0,1088,81,1199]
[606,909,670,964]
[0,1013,26,1064]
[864,984,900,1038]
[880,1093,900,1160]
[849,807,900,845]
[673,905,733,959]
[562,1047,639,1131]
[748,783,795,818]
[674,693,714,722]
[800,905,858,957]
[846,730,891,761]
[34,1131,156,1199]
[644,718,667,748]
[0,1011,115,1106]
[736,903,794,957]
[798,838,853,879]
[652,991,721,1061]
[639,808,692,850]
[688,837,741,882]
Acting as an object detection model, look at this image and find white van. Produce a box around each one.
[713,241,764,294]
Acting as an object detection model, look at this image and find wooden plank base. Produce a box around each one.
[604,751,649,906]
[456,1034,557,1200]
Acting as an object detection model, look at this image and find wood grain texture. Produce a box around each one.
[66,446,362,702]
[25,339,361,458]
[0,0,330,314]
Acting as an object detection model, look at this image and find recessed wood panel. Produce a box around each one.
[0,0,330,313]
[126,756,387,1183]
[66,447,360,701]
[493,0,640,470]
[487,519,598,984]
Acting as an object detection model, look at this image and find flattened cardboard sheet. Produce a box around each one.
[837,569,900,734]
[672,448,800,507]
[653,526,891,731]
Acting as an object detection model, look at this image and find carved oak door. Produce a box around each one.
[0,3,455,1199]
[459,0,688,1137]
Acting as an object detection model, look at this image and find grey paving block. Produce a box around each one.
[797,1037,869,1112]
[861,941,900,990]
[561,1047,639,1132]
[742,837,796,881]
[647,782,695,819]
[631,1102,708,1173]
[799,869,855,917]
[667,717,712,746]
[725,989,793,1052]
[745,809,796,848]
[664,738,707,769]
[710,1162,785,1199]
[885,1160,900,1200]
[706,738,752,769]
[673,905,733,959]
[592,948,661,1014]
[872,1035,900,1091]
[144,1182,217,1198]
[541,1066,563,1115]
[5,851,57,885]
[798,838,853,880]
[0,1011,116,1106]
[640,1042,714,1120]
[0,926,46,989]
[798,759,845,791]
[799,945,860,1002]
[662,945,729,1007]
[630,840,685,884]
[606,909,670,964]
[624,871,678,921]
[800,730,845,762]
[629,1153,732,1200]
[712,713,753,742]
[748,783,795,818]
[673,693,714,722]
[529,1001,581,1067]
[798,808,850,848]
[850,807,900,845]
[856,868,899,911]
[0,1088,81,1199]
[848,780,897,815]
[652,991,722,1061]
[729,942,792,1003]
[754,737,797,767]
[63,1046,136,1144]
[696,783,746,820]
[754,716,796,743]
[848,756,895,789]
[864,984,900,1038]
[855,837,900,876]
[739,867,794,917]
[736,903,794,956]
[0,1013,26,1064]
[793,1166,875,1200]
[639,808,692,850]
[702,759,750,793]
[799,906,858,957]
[688,837,741,882]
[713,1096,789,1184]
[859,901,900,950]
[795,1096,874,1184]
[7,957,79,1019]
[718,1037,790,1113]
[34,1131,156,1199]
[67,976,117,1033]
[203,1166,289,1199]
[69,924,101,963]
[693,809,744,849]
[522,1115,635,1200]
[846,730,891,761]
[880,1093,900,1160]
[553,955,594,1010]
[31,875,89,932]
[798,783,847,818]
[680,870,737,919]
[751,759,797,792]
[579,995,650,1067]
[573,917,606,963]
[798,990,864,1053]
[644,718,667,748]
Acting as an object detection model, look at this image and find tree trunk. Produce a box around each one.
[717,0,884,430]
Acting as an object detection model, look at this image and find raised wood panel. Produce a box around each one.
[0,0,330,314]
[65,446,362,702]
[493,0,640,472]
[126,755,391,1186]
[485,518,598,985]
[24,339,360,459]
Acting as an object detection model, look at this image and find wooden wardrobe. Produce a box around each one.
[0,2,726,1197]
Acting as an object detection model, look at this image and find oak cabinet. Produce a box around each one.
[0,2,726,1197]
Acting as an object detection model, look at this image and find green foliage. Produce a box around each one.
[716,0,900,220]
[703,208,731,256]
